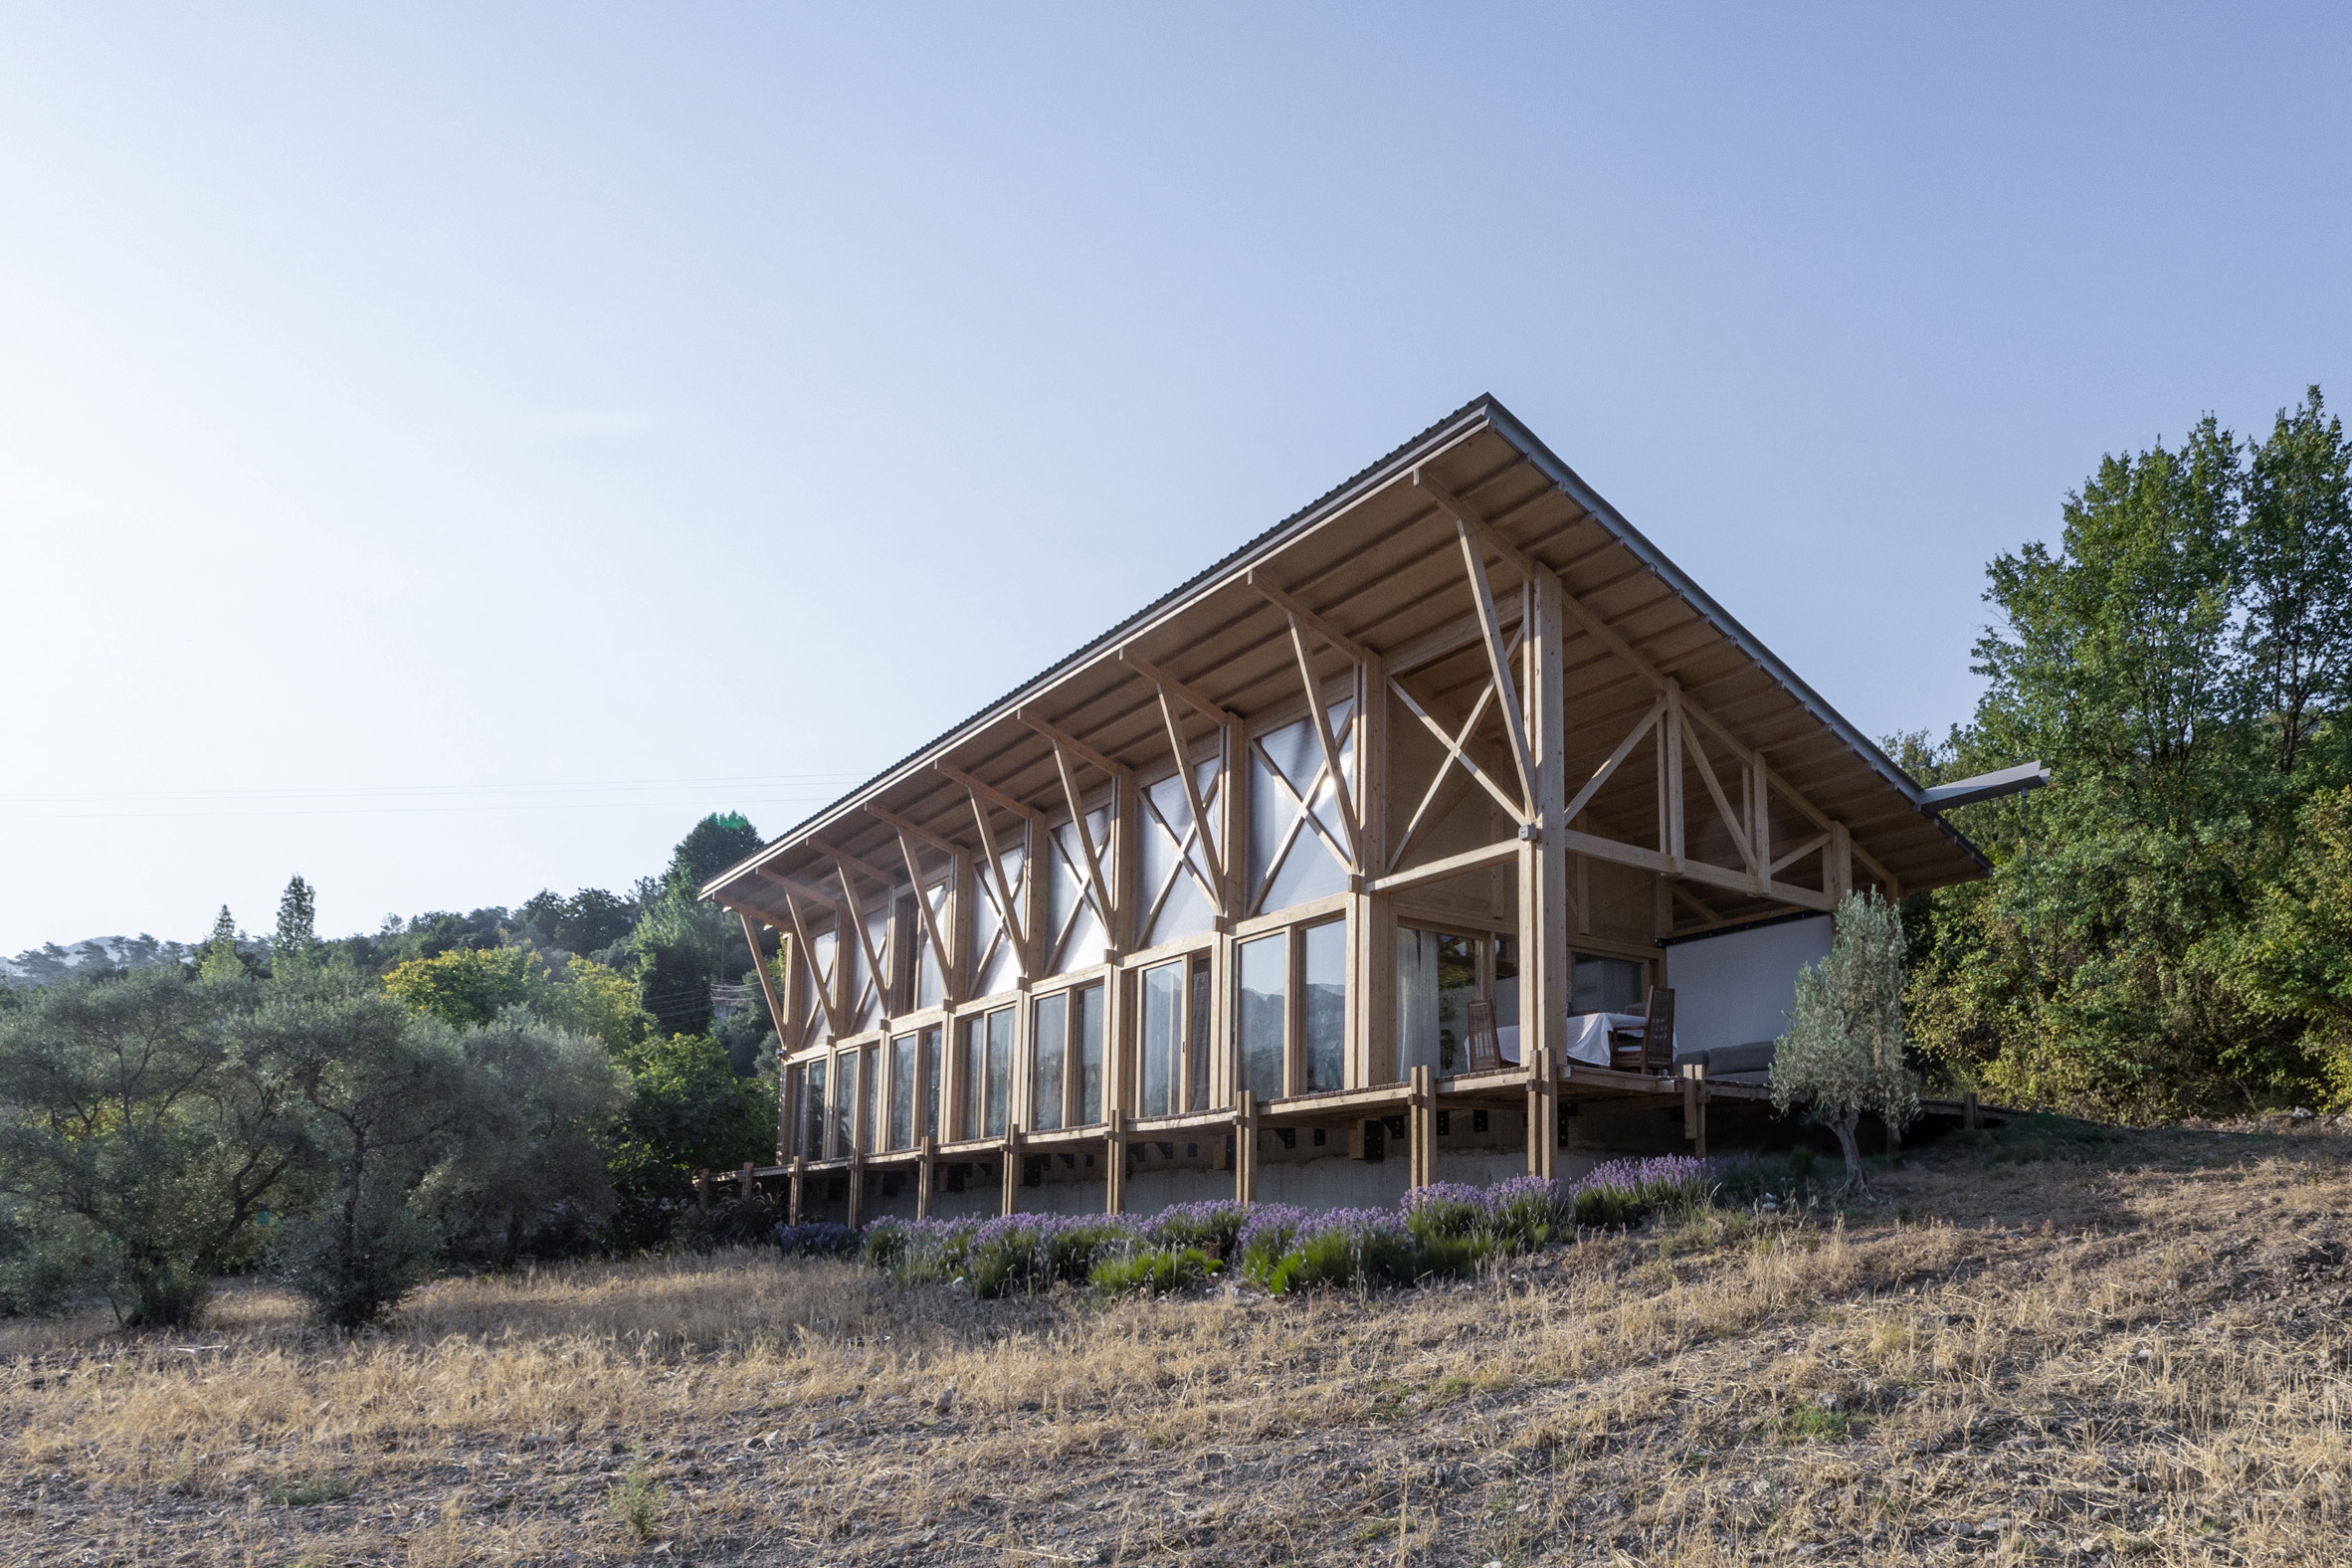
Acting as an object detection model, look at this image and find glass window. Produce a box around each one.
[807,929,837,1048]
[1238,931,1288,1099]
[1046,811,1111,975]
[914,885,947,1009]
[1139,960,1183,1117]
[1187,957,1211,1110]
[888,1033,916,1151]
[1076,982,1104,1126]
[802,1059,826,1158]
[1032,991,1068,1131]
[1301,920,1347,1092]
[973,847,1025,998]
[1396,927,1441,1078]
[859,1043,880,1154]
[959,1015,986,1141]
[1248,701,1355,916]
[1493,936,1520,1031]
[1573,953,1647,1015]
[985,1006,1013,1136]
[1140,766,1221,948]
[785,1064,807,1157]
[921,1027,941,1142]
[829,1050,853,1156]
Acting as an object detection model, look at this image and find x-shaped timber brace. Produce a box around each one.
[1403,466,1896,914]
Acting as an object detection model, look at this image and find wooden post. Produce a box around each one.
[739,1161,755,1202]
[846,1152,865,1230]
[1409,1065,1436,1191]
[1526,1044,1557,1180]
[1001,1123,1023,1216]
[1105,1109,1126,1215]
[693,1170,709,1213]
[1690,1063,1708,1158]
[917,1135,936,1220]
[1963,1090,1980,1131]
[1234,1091,1258,1204]
[1521,566,1570,1126]
[789,1154,806,1226]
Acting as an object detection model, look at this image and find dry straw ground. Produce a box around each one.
[2,1116,2348,1566]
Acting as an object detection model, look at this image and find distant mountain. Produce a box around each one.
[1,933,206,986]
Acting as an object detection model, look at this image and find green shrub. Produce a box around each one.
[1091,1246,1217,1298]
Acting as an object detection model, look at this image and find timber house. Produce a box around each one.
[702,396,1987,1224]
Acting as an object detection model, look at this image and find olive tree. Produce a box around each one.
[1771,890,1920,1195]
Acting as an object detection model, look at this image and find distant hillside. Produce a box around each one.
[0,933,216,986]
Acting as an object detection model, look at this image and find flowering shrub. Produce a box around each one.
[778,1154,1720,1296]
[771,1221,861,1257]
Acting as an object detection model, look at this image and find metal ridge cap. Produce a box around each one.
[701,396,1504,899]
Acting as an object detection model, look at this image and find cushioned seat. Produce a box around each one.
[1670,1040,1776,1082]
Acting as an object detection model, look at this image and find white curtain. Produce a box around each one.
[1396,927,1442,1078]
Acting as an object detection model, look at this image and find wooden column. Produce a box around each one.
[1681,1064,1708,1157]
[1409,1065,1437,1191]
[739,1161,755,1202]
[1105,1109,1127,1215]
[1352,651,1391,1089]
[693,1170,709,1213]
[916,1135,936,1219]
[789,1155,806,1226]
[1525,1044,1557,1180]
[845,1154,864,1229]
[1001,1123,1023,1216]
[1964,1090,1980,1131]
[1518,565,1570,1140]
[1234,1090,1258,1204]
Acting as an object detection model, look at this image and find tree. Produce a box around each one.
[603,1033,774,1249]
[275,877,318,971]
[199,906,245,983]
[382,947,546,1029]
[256,977,470,1331]
[0,969,298,1325]
[2238,388,2352,776]
[412,1012,625,1268]
[1773,891,1919,1195]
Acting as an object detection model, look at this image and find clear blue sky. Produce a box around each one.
[5,4,2348,954]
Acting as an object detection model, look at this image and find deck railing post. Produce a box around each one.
[789,1155,806,1227]
[917,1135,936,1220]
[1105,1110,1126,1215]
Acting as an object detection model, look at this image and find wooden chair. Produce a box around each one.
[1609,987,1676,1075]
[1463,999,1505,1072]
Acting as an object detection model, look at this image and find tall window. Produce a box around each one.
[1076,983,1104,1126]
[803,1058,826,1158]
[984,1007,1012,1135]
[1140,953,1213,1117]
[1301,920,1346,1092]
[1139,961,1182,1116]
[888,1033,916,1150]
[1238,932,1287,1099]
[920,1027,942,1142]
[859,1043,880,1154]
[1032,991,1067,1131]
[1188,959,1211,1110]
[830,1050,854,1155]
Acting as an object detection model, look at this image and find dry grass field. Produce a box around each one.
[3,1116,2348,1567]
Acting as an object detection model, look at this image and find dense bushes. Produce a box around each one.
[820,1156,1715,1301]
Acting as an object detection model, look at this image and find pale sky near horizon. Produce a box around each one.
[5,4,2349,955]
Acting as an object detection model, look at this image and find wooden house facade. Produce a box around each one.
[701,396,1986,1222]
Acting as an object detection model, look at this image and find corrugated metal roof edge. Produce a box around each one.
[701,394,1501,897]
[1477,405,1991,877]
[704,393,1987,898]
